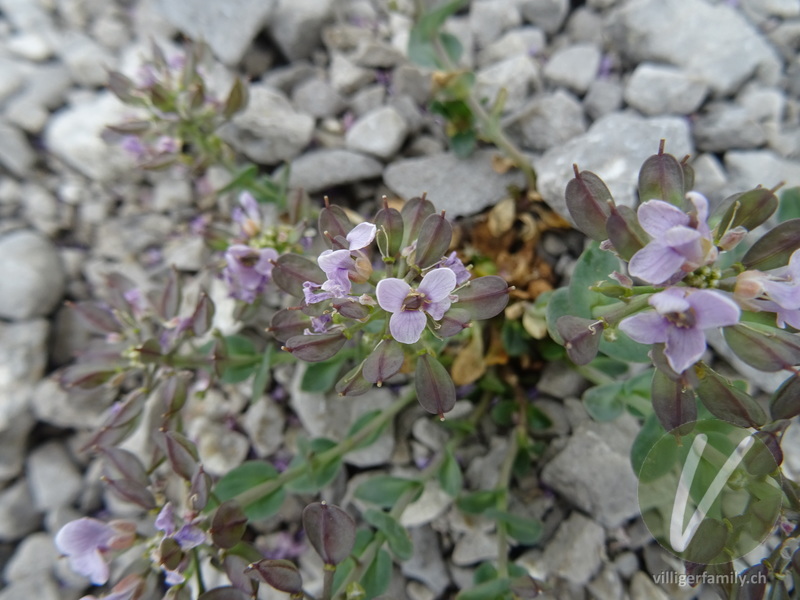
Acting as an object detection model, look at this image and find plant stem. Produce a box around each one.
[322,566,335,600]
[233,390,416,507]
[495,428,520,579]
[594,293,652,325]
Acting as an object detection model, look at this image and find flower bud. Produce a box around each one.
[246,559,303,594]
[415,354,456,419]
[718,226,747,251]
[414,212,453,269]
[375,204,404,258]
[564,166,614,242]
[362,340,405,386]
[283,332,347,362]
[302,502,356,566]
[556,316,604,366]
[272,254,325,298]
[351,255,373,284]
[733,271,764,300]
[452,276,509,320]
[400,195,435,246]
[210,501,248,549]
[637,140,685,207]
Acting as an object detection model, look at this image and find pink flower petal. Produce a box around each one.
[390,310,427,344]
[637,200,689,237]
[650,288,691,315]
[688,290,741,329]
[618,312,669,344]
[425,298,452,321]
[665,326,706,373]
[346,222,377,250]
[629,242,685,284]
[418,268,457,302]
[376,278,411,313]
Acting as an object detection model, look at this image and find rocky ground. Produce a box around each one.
[0,0,799,599]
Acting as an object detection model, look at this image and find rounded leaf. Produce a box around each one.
[246,559,303,594]
[415,354,456,419]
[742,219,800,271]
[210,501,247,549]
[302,502,356,566]
[272,254,325,298]
[268,309,310,342]
[638,143,685,207]
[414,212,453,269]
[565,167,614,241]
[362,340,405,385]
[452,276,509,320]
[283,333,347,362]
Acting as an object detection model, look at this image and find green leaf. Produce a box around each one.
[363,509,413,561]
[416,0,469,39]
[457,490,502,514]
[301,353,348,392]
[456,578,511,600]
[500,320,531,357]
[450,129,477,158]
[438,448,463,496]
[285,438,341,493]
[346,410,385,450]
[568,242,619,319]
[251,345,272,402]
[360,548,391,599]
[582,381,625,422]
[630,413,665,475]
[438,31,463,65]
[484,509,541,544]
[214,462,285,521]
[222,335,258,384]
[598,331,651,363]
[355,476,423,508]
[545,287,572,345]
[778,186,800,222]
[473,562,497,584]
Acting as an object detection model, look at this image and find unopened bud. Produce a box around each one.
[718,225,747,251]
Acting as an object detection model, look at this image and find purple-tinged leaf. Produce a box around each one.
[135,339,162,364]
[556,316,603,366]
[107,120,151,135]
[363,340,405,386]
[210,501,248,549]
[67,301,121,334]
[99,446,149,486]
[695,366,767,428]
[744,428,783,476]
[319,202,352,247]
[415,354,456,419]
[245,559,303,594]
[197,587,251,600]
[108,71,136,103]
[680,156,695,193]
[268,309,310,343]
[156,267,181,320]
[103,477,156,510]
[188,293,215,336]
[162,431,200,481]
[59,364,118,389]
[272,254,325,297]
[414,212,453,269]
[742,219,800,271]
[770,373,800,421]
[605,204,646,260]
[651,368,696,434]
[332,298,370,320]
[159,373,190,416]
[452,276,509,320]
[335,365,373,397]
[375,204,404,258]
[564,167,614,241]
[436,308,472,337]
[223,554,258,596]
[638,141,685,207]
[189,466,212,512]
[509,575,543,599]
[283,333,347,362]
[302,502,356,566]
[401,195,435,246]
[105,272,138,314]
[723,323,800,372]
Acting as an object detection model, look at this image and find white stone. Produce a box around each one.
[345,106,409,160]
[469,0,522,47]
[0,480,41,541]
[6,32,53,61]
[4,532,57,582]
[60,32,116,87]
[0,231,65,320]
[477,26,546,67]
[535,512,605,585]
[543,43,602,94]
[241,398,286,458]
[286,149,384,193]
[190,418,249,477]
[27,441,84,511]
[518,0,569,33]
[0,121,35,177]
[330,52,375,94]
[268,0,334,60]
[476,55,540,114]
[624,63,709,115]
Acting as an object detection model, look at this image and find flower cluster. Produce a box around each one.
[271,196,510,417]
[558,140,800,434]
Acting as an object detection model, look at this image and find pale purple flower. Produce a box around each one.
[619,287,740,373]
[120,136,147,159]
[156,502,206,549]
[155,502,176,535]
[437,251,471,285]
[377,268,457,344]
[628,192,717,285]
[232,192,263,239]
[306,222,377,303]
[223,245,279,303]
[55,518,136,585]
[735,249,800,313]
[80,574,143,600]
[307,313,332,335]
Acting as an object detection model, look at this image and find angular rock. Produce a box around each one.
[623,63,708,116]
[724,150,800,193]
[384,149,526,218]
[690,153,727,202]
[0,58,25,103]
[154,0,276,64]
[477,26,546,67]
[95,214,173,260]
[607,0,780,96]
[0,576,60,600]
[566,7,605,45]
[45,92,133,181]
[27,442,84,511]
[393,65,433,105]
[515,90,586,152]
[241,398,286,458]
[452,530,498,566]
[345,106,409,160]
[291,77,346,118]
[268,0,334,61]
[0,121,35,178]
[0,231,64,320]
[693,102,766,152]
[475,55,539,114]
[221,84,314,165]
[543,43,602,94]
[4,532,58,582]
[584,78,624,120]
[534,111,692,219]
[738,85,785,124]
[351,40,406,69]
[518,0,569,34]
[630,572,670,600]
[469,0,522,48]
[31,378,110,429]
[0,480,41,541]
[401,526,451,596]
[286,149,383,193]
[536,512,605,585]
[189,418,249,477]
[541,418,640,528]
[60,32,116,87]
[330,52,375,94]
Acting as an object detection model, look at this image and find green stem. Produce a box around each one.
[233,391,416,507]
[495,428,520,579]
[322,566,335,600]
[192,548,206,594]
[594,293,652,325]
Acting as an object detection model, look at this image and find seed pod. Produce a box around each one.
[272,254,325,298]
[162,431,200,481]
[223,77,249,119]
[731,563,768,600]
[158,537,184,571]
[159,373,190,416]
[651,368,696,434]
[189,465,212,512]
[638,141,685,207]
[770,373,800,421]
[400,195,435,246]
[415,354,456,419]
[283,333,347,362]
[556,316,604,366]
[362,340,405,386]
[60,363,119,389]
[723,322,800,372]
[716,187,778,237]
[742,219,800,271]
[67,301,122,334]
[452,276,509,320]
[319,202,352,247]
[375,203,404,258]
[224,554,258,596]
[605,204,646,260]
[436,308,472,337]
[268,309,310,343]
[100,446,149,486]
[103,477,156,510]
[335,365,373,397]
[108,71,137,103]
[695,365,767,428]
[187,293,215,337]
[302,502,356,566]
[414,212,453,269]
[332,298,370,320]
[210,501,248,549]
[246,559,303,594]
[564,166,614,242]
